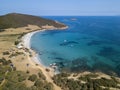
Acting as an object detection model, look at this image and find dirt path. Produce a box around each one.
[37,66,61,90]
[26,53,61,90]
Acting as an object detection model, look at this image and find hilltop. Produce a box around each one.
[0,13,66,29]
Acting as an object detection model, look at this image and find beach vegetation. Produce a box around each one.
[2,81,29,90]
[45,68,50,72]
[2,51,10,55]
[29,54,33,57]
[13,67,16,71]
[34,79,54,90]
[18,75,26,82]
[26,28,31,30]
[0,58,11,65]
[43,82,54,90]
[0,29,5,32]
[28,74,37,82]
[52,73,120,90]
[34,79,44,87]
[14,40,19,45]
[0,76,4,84]
[9,52,23,58]
[38,71,46,80]
[17,33,26,39]
[26,70,30,74]
[1,71,28,90]
[0,59,54,90]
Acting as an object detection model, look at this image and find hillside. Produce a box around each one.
[0,13,66,29]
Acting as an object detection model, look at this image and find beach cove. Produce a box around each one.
[15,26,68,90]
[0,20,67,90]
[31,16,120,76]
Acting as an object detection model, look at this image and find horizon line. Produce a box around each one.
[0,12,120,17]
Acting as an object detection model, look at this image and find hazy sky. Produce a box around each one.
[0,0,120,16]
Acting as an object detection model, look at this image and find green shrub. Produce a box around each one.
[38,72,46,80]
[3,51,10,55]
[26,70,30,74]
[2,81,28,90]
[7,66,12,72]
[0,76,4,84]
[85,74,98,78]
[14,41,19,45]
[0,58,12,66]
[13,67,16,71]
[78,76,90,82]
[0,29,5,32]
[34,79,43,87]
[28,74,37,82]
[5,71,27,83]
[44,82,54,90]
[18,76,26,82]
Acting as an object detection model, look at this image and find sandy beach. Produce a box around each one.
[21,30,45,67]
[21,30,61,90]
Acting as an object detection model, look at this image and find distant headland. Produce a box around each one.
[0,13,67,29]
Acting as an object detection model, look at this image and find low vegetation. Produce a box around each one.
[0,58,11,65]
[52,73,120,90]
[28,74,37,82]
[0,29,5,32]
[0,58,54,90]
[1,58,120,90]
[38,71,46,80]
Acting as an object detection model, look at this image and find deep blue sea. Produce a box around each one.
[31,16,120,76]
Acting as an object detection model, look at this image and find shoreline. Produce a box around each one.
[22,28,120,77]
[21,29,49,67]
[20,25,120,89]
[21,27,68,77]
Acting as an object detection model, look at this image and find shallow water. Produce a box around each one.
[31,16,120,76]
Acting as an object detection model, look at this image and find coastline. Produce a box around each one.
[20,27,69,90]
[21,29,54,75]
[21,26,68,76]
[22,30,43,63]
[21,25,68,69]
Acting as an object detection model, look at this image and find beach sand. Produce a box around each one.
[21,30,55,77]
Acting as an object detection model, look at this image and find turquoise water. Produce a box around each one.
[31,16,120,76]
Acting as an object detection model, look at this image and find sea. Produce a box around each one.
[31,16,120,76]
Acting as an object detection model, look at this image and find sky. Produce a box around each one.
[0,0,120,16]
